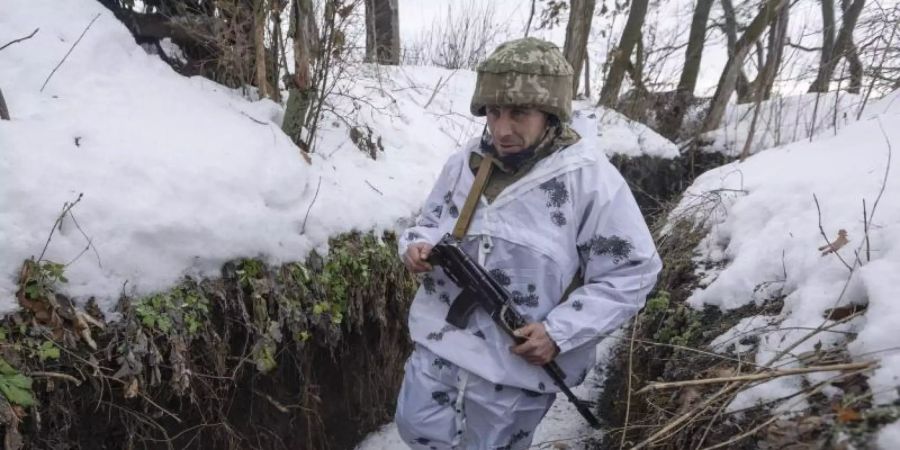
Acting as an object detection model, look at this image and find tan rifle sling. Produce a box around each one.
[451,154,495,240]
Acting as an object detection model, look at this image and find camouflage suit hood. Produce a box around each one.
[471,37,574,122]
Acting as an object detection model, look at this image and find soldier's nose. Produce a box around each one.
[493,118,514,139]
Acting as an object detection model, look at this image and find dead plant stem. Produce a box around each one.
[41,14,100,92]
[637,361,875,393]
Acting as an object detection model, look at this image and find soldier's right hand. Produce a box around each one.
[404,243,433,273]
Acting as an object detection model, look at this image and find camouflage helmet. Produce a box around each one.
[471,37,574,122]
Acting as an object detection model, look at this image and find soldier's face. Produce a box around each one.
[485,105,549,155]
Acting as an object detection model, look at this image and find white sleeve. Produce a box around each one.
[397,156,460,259]
[543,182,662,353]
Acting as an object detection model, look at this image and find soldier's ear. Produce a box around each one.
[547,114,560,127]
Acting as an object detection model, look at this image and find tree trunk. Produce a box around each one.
[677,0,715,95]
[701,0,788,133]
[761,2,789,99]
[721,0,752,102]
[741,2,789,160]
[841,0,864,93]
[525,0,537,37]
[659,0,714,138]
[807,0,865,93]
[563,0,596,95]
[846,41,863,93]
[808,0,836,92]
[599,0,649,107]
[365,0,400,65]
[584,55,591,98]
[282,0,317,150]
[253,0,276,101]
[0,88,9,120]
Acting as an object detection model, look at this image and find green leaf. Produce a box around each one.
[38,341,60,362]
[0,378,34,406]
[0,359,16,376]
[5,374,31,390]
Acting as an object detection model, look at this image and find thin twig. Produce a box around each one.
[252,388,290,413]
[41,13,101,92]
[812,193,853,271]
[0,28,39,52]
[364,180,383,195]
[631,382,743,450]
[423,76,444,109]
[38,193,84,262]
[636,361,875,394]
[64,210,102,268]
[870,119,893,229]
[619,315,640,449]
[863,199,871,262]
[101,401,175,450]
[300,176,322,234]
[239,110,268,125]
[700,414,780,450]
[30,371,82,385]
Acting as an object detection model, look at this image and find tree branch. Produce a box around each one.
[0,28,39,52]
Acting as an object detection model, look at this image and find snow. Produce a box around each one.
[0,1,674,317]
[0,2,468,313]
[703,91,866,156]
[8,0,897,445]
[573,103,680,159]
[877,420,900,450]
[672,86,900,439]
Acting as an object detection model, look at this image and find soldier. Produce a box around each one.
[396,37,661,449]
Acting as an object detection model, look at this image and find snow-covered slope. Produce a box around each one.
[0,0,675,315]
[701,91,866,156]
[671,89,900,443]
[0,1,466,313]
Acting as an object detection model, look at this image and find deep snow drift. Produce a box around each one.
[0,1,675,316]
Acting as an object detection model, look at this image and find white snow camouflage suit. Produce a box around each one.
[395,131,663,449]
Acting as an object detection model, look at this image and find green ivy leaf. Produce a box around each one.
[38,341,60,362]
[0,376,35,407]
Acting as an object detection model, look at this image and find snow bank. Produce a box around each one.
[573,102,680,159]
[0,0,671,316]
[701,91,865,157]
[672,87,900,425]
[0,1,468,314]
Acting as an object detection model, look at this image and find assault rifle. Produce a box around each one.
[427,234,601,429]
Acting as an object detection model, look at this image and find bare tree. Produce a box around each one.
[365,0,400,64]
[525,0,537,37]
[401,1,503,70]
[721,0,753,102]
[760,1,790,99]
[678,0,715,97]
[599,0,650,107]
[808,0,865,92]
[701,0,788,134]
[809,0,837,92]
[282,0,318,149]
[563,0,596,95]
[741,1,789,160]
[253,0,278,101]
[658,0,715,137]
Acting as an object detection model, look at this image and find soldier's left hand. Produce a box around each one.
[510,322,560,366]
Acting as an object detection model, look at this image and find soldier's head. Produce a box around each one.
[470,37,574,155]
